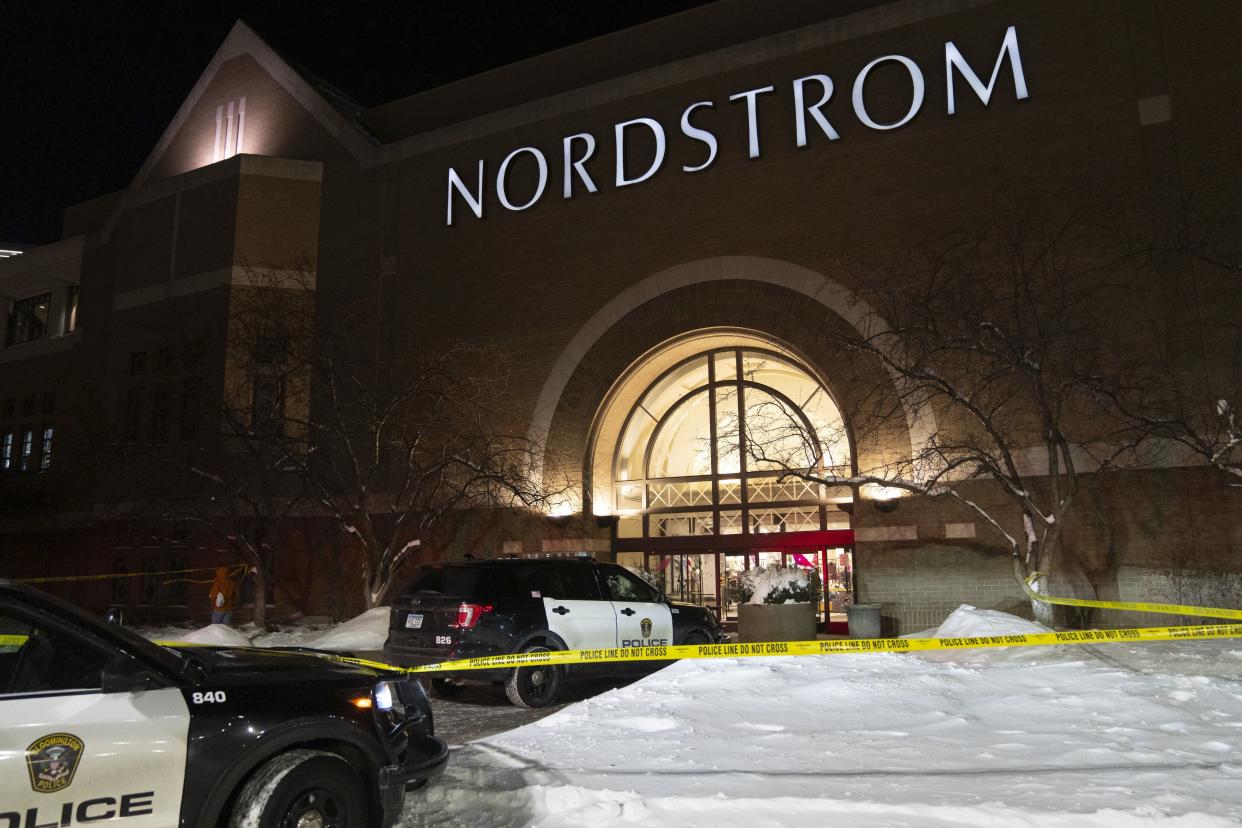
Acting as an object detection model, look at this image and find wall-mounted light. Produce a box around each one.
[863,484,904,514]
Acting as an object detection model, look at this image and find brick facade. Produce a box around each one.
[4,2,1242,627]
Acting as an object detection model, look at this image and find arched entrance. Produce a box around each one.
[589,331,856,631]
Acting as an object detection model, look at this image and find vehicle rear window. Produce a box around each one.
[402,566,487,598]
[486,566,563,600]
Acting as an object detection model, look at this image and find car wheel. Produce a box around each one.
[504,644,564,709]
[429,678,465,699]
[228,749,367,828]
[680,629,712,646]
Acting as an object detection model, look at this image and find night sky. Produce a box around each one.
[1,0,712,246]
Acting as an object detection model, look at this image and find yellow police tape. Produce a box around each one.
[287,623,1242,675]
[1023,572,1242,620]
[15,563,247,585]
[0,634,28,647]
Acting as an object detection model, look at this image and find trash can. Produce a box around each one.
[846,603,882,639]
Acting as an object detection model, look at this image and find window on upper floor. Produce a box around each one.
[151,384,171,445]
[124,387,145,442]
[129,350,147,377]
[5,293,51,347]
[18,427,33,472]
[39,425,53,472]
[180,377,202,442]
[1,431,13,471]
[252,376,284,436]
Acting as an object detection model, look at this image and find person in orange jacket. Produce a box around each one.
[208,566,238,626]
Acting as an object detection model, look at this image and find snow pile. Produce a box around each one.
[407,609,1242,827]
[174,623,253,647]
[931,603,1051,638]
[140,607,391,653]
[299,606,390,652]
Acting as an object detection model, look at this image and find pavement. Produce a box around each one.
[425,677,635,745]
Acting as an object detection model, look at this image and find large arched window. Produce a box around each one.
[612,348,852,539]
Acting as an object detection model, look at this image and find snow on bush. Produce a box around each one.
[726,564,820,605]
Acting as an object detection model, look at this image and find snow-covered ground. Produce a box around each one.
[404,606,1242,827]
[138,606,391,652]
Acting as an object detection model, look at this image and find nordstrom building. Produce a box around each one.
[2,0,1240,630]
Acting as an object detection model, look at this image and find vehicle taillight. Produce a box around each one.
[453,602,493,629]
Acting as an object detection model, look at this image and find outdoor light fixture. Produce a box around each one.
[866,484,903,514]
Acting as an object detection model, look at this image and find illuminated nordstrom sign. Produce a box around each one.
[446,26,1028,225]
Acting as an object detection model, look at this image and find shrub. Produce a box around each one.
[724,564,821,605]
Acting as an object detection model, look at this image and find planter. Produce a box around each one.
[737,602,817,643]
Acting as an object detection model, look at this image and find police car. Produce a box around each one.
[0,579,447,828]
[382,558,727,707]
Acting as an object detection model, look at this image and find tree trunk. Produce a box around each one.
[1028,571,1054,627]
[251,566,267,628]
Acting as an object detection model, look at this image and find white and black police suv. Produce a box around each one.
[382,558,727,708]
[0,579,447,828]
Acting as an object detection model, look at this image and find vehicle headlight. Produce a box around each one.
[374,681,396,711]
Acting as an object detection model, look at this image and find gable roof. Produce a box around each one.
[129,19,375,190]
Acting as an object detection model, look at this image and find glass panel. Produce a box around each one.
[617,514,643,538]
[647,480,713,509]
[647,390,712,479]
[615,482,642,511]
[713,351,737,382]
[615,408,658,481]
[800,388,851,467]
[718,509,744,535]
[718,478,742,505]
[749,506,821,534]
[652,511,714,537]
[826,511,851,530]
[826,548,854,628]
[742,351,850,468]
[747,476,822,504]
[744,386,816,471]
[714,386,741,474]
[640,356,709,423]
[655,554,718,607]
[615,552,644,570]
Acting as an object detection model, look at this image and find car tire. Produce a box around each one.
[504,644,564,709]
[228,749,367,828]
[680,628,712,646]
[429,678,465,699]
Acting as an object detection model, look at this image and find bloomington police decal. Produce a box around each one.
[26,733,84,793]
[640,618,652,638]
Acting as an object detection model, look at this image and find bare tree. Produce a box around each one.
[1093,179,1242,485]
[279,275,563,609]
[731,187,1137,621]
[79,264,315,626]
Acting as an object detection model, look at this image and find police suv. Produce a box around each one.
[382,558,727,707]
[0,579,447,828]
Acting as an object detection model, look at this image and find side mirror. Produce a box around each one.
[104,608,124,626]
[101,655,156,694]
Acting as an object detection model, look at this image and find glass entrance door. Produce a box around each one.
[825,547,853,633]
[648,553,719,612]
